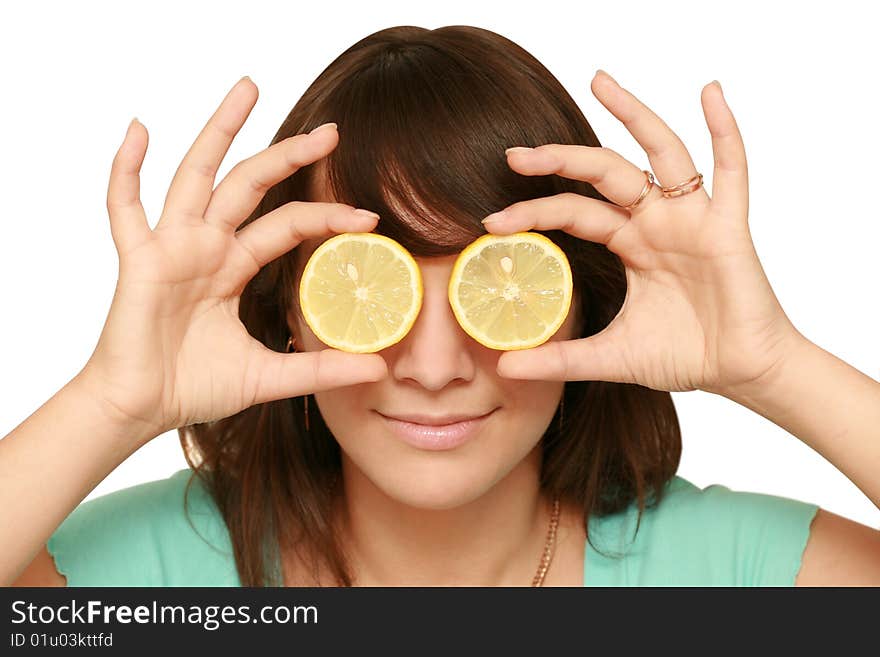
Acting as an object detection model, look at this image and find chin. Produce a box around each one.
[333,407,527,511]
[387,486,487,511]
[374,461,497,511]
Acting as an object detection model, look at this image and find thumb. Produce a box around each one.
[252,346,388,404]
[496,324,633,384]
[106,118,152,255]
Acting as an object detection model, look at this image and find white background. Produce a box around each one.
[2,0,878,529]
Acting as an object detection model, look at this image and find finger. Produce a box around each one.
[204,122,339,232]
[497,327,634,384]
[591,70,707,196]
[251,346,388,404]
[106,118,152,255]
[158,76,258,226]
[500,144,665,211]
[236,202,380,268]
[700,81,749,219]
[482,191,631,250]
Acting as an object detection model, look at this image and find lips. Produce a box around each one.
[376,410,496,425]
[375,408,497,451]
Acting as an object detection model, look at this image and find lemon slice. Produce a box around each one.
[448,231,572,351]
[299,232,423,353]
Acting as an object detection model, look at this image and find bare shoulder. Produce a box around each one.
[10,545,67,587]
[796,508,880,586]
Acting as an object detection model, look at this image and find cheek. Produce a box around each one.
[287,306,324,352]
[508,381,563,416]
[503,381,564,428]
[313,387,370,433]
[311,388,381,463]
[556,289,583,341]
[299,321,323,351]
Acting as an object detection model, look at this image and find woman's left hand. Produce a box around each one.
[485,70,805,397]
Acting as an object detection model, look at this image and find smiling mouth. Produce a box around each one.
[374,408,497,451]
[375,409,497,426]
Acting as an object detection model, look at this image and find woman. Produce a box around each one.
[4,25,879,587]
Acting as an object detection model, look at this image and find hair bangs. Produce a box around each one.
[314,30,602,257]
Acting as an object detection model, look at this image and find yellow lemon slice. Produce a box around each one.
[448,231,573,351]
[299,232,423,353]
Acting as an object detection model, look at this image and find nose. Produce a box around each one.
[386,259,478,391]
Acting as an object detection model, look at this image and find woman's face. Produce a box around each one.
[287,174,581,511]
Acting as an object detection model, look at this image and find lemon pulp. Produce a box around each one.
[299,232,423,353]
[448,232,572,350]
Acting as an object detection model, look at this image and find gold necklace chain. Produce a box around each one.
[532,497,561,587]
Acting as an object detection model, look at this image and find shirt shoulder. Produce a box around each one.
[584,475,820,586]
[47,468,240,586]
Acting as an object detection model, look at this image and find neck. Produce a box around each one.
[335,446,554,586]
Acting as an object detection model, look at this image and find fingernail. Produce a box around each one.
[353,208,380,221]
[712,80,723,94]
[481,210,507,224]
[596,69,618,85]
[309,122,338,135]
[122,118,138,144]
[505,146,533,156]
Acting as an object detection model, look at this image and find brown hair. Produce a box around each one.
[179,25,681,586]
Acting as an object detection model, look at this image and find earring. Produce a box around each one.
[286,334,310,431]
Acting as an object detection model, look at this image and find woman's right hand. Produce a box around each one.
[77,76,388,442]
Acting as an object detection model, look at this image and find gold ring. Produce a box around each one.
[660,173,704,198]
[623,170,655,211]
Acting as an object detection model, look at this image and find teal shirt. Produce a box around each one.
[47,468,819,586]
